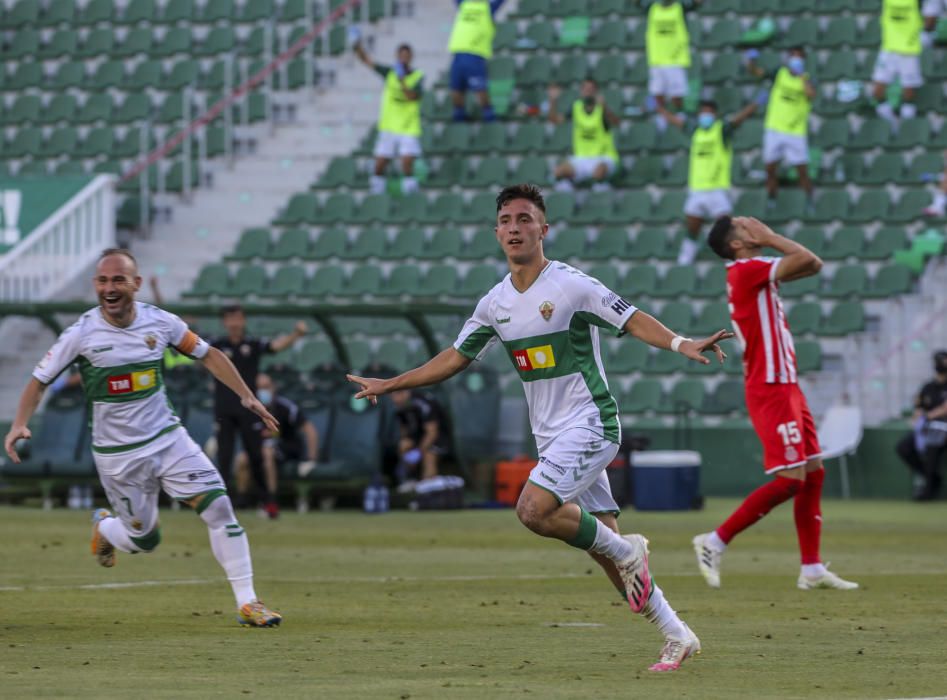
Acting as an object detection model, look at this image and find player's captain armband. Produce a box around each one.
[174,330,210,360]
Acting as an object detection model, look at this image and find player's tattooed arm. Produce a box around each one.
[4,378,47,463]
[624,311,733,365]
[348,348,471,405]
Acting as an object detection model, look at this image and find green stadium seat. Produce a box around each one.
[261,265,307,299]
[768,189,807,224]
[824,264,868,298]
[794,340,821,373]
[820,301,864,336]
[158,0,194,22]
[78,0,113,24]
[694,266,727,299]
[240,26,265,56]
[607,191,651,225]
[653,265,697,298]
[703,379,746,414]
[195,0,235,23]
[543,122,572,154]
[264,228,310,261]
[905,152,942,183]
[423,264,461,296]
[814,118,849,150]
[809,190,848,222]
[306,227,344,260]
[587,263,619,291]
[572,191,615,225]
[75,127,115,158]
[545,192,576,222]
[50,62,85,90]
[460,229,501,260]
[646,191,686,224]
[658,155,688,187]
[787,302,821,335]
[296,339,335,372]
[349,194,391,225]
[557,54,589,84]
[864,263,913,298]
[493,23,518,52]
[661,379,706,414]
[732,118,763,151]
[885,190,929,223]
[822,226,865,260]
[428,157,464,188]
[112,27,151,57]
[701,18,742,48]
[383,227,425,260]
[458,192,498,224]
[420,229,463,260]
[162,60,199,90]
[609,340,648,374]
[274,193,318,226]
[123,59,162,89]
[6,28,39,58]
[113,94,151,124]
[18,161,50,176]
[341,227,386,260]
[337,265,384,297]
[227,228,271,261]
[591,53,627,85]
[185,263,230,298]
[117,0,155,23]
[2,0,39,28]
[156,93,187,123]
[619,379,663,414]
[914,83,943,113]
[521,19,556,49]
[304,265,345,297]
[652,125,689,154]
[2,95,41,125]
[55,161,87,176]
[151,27,191,57]
[510,122,546,152]
[559,16,591,47]
[459,264,500,297]
[863,227,907,259]
[512,0,551,17]
[586,227,629,260]
[381,264,424,297]
[314,157,358,189]
[430,123,471,155]
[468,156,509,187]
[196,27,236,56]
[659,302,693,332]
[692,301,731,335]
[820,17,857,47]
[4,127,42,158]
[847,188,889,223]
[39,127,78,157]
[519,55,554,87]
[7,62,43,90]
[511,156,551,186]
[548,228,587,260]
[39,94,79,125]
[851,119,891,150]
[163,161,199,193]
[818,49,856,81]
[628,228,669,260]
[86,60,125,90]
[704,53,741,84]
[312,193,355,225]
[420,193,464,224]
[890,118,930,150]
[621,264,659,298]
[588,22,626,50]
[645,348,686,375]
[624,155,664,187]
[860,152,903,185]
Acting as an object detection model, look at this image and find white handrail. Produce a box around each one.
[0,175,116,302]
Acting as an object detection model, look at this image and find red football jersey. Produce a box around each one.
[726,256,798,385]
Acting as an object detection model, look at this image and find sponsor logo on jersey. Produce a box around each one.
[512,345,556,371]
[539,471,559,485]
[610,297,631,315]
[37,351,53,370]
[144,334,157,350]
[601,292,618,307]
[539,300,555,321]
[539,455,566,475]
[107,368,157,395]
[495,316,511,324]
[92,346,113,354]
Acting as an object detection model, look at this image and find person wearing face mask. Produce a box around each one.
[746,47,816,210]
[353,37,424,195]
[655,97,760,265]
[235,373,320,519]
[548,78,621,191]
[895,351,947,501]
[641,0,703,132]
[871,0,934,127]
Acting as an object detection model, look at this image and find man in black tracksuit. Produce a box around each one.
[210,305,307,508]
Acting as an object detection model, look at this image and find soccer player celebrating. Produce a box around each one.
[349,184,734,672]
[694,217,859,592]
[3,249,283,627]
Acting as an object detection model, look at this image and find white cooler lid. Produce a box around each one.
[630,450,702,468]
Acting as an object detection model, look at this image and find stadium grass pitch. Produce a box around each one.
[1,499,945,699]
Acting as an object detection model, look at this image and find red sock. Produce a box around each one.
[793,467,824,565]
[716,477,802,544]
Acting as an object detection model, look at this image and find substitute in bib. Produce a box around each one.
[548,79,621,190]
[448,0,506,122]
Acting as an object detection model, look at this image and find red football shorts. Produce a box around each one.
[745,382,822,474]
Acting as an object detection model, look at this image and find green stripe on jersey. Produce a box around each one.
[79,358,164,403]
[457,326,496,359]
[569,313,620,443]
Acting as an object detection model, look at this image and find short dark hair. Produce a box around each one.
[496,183,546,215]
[582,76,597,86]
[397,43,412,53]
[789,46,806,56]
[99,247,137,268]
[707,216,737,261]
[220,304,244,317]
[699,99,718,112]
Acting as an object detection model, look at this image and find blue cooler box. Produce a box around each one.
[631,450,702,511]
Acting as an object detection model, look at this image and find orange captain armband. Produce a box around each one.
[175,330,200,357]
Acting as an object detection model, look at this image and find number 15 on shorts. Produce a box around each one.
[776,421,802,446]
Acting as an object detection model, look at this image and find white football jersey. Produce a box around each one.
[33,302,209,455]
[454,261,636,452]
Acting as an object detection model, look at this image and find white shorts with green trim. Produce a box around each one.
[529,427,620,515]
[94,428,225,539]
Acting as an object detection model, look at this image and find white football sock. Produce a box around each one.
[369,175,386,194]
[801,563,827,578]
[707,530,727,551]
[932,191,947,210]
[875,101,896,124]
[402,176,419,194]
[900,102,917,119]
[654,113,668,132]
[201,497,257,608]
[98,516,140,553]
[589,519,634,561]
[643,583,688,639]
[677,237,699,265]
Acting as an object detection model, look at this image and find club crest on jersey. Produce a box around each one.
[784,446,799,463]
[144,334,157,350]
[512,345,556,371]
[539,301,555,321]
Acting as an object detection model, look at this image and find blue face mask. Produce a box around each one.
[698,113,715,130]
[257,389,273,405]
[788,56,805,75]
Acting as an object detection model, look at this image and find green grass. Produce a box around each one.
[1,500,946,699]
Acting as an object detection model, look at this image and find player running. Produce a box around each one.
[3,249,283,627]
[348,184,733,672]
[694,217,859,592]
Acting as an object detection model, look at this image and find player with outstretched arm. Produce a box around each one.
[3,249,283,627]
[348,184,734,672]
[693,216,859,592]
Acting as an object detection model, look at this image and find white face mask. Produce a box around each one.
[257,389,273,405]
